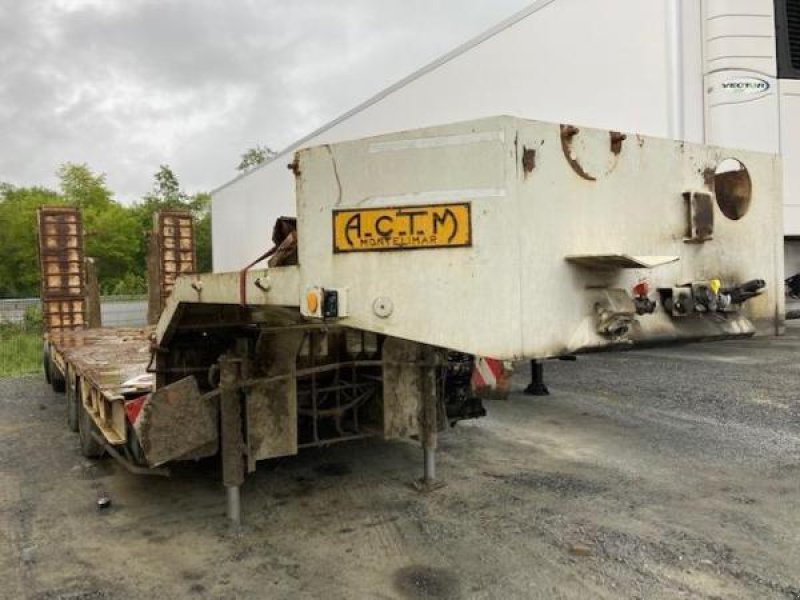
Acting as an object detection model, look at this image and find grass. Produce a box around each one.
[0,325,42,377]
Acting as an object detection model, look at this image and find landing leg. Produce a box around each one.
[524,360,549,396]
[226,485,241,525]
[419,352,441,489]
[423,443,436,483]
[220,355,246,526]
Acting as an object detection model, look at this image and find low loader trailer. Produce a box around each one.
[41,116,784,523]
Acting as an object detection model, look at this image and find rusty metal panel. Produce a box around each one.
[246,381,296,462]
[381,338,439,440]
[157,211,196,304]
[42,298,86,331]
[246,330,302,463]
[37,207,86,332]
[134,376,218,467]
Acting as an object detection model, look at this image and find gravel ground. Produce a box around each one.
[1,327,799,599]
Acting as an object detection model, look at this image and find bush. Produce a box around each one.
[107,272,146,296]
[0,322,41,377]
[23,304,43,329]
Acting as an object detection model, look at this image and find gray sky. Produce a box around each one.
[0,0,530,202]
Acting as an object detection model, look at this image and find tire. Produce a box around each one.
[49,355,66,393]
[66,373,79,433]
[43,344,51,385]
[78,401,105,459]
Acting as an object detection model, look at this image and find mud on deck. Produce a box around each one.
[48,326,154,394]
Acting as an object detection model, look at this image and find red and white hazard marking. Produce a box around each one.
[472,357,502,388]
[472,357,512,398]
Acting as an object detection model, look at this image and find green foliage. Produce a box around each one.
[58,163,113,210]
[195,212,212,273]
[153,164,184,203]
[23,304,43,329]
[0,185,62,297]
[107,272,146,295]
[237,145,276,172]
[55,163,141,290]
[0,325,41,377]
[88,203,140,286]
[192,193,213,273]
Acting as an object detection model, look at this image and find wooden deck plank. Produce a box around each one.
[47,326,154,398]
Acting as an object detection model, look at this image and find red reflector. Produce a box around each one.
[125,395,148,425]
[633,280,649,297]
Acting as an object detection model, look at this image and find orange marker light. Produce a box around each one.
[307,291,319,314]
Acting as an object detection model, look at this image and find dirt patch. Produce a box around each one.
[484,470,607,496]
[2,329,800,598]
[394,565,461,599]
[313,462,352,477]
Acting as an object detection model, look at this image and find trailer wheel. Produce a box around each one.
[66,372,79,433]
[50,361,66,393]
[78,401,105,459]
[43,343,51,385]
[48,349,66,393]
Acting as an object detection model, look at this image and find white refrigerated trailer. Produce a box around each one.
[211,0,800,277]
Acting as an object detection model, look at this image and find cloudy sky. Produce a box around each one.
[0,0,530,202]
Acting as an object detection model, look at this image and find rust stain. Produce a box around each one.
[702,167,716,188]
[560,124,596,181]
[683,191,714,243]
[609,131,627,155]
[522,146,536,175]
[37,206,88,333]
[156,211,196,305]
[715,167,752,220]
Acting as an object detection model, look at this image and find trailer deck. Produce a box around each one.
[48,327,153,395]
[47,327,154,446]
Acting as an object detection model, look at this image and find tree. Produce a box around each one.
[131,166,212,277]
[57,163,140,293]
[192,193,213,273]
[58,163,113,210]
[151,164,187,204]
[237,145,277,172]
[86,201,141,294]
[0,184,62,297]
[0,162,212,300]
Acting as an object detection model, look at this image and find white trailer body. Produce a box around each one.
[211,0,800,276]
[169,116,784,360]
[702,0,800,273]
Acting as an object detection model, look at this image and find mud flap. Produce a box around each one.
[133,376,218,467]
[382,339,445,439]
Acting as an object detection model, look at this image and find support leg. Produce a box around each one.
[220,356,246,526]
[418,349,441,488]
[226,485,241,525]
[524,359,549,396]
[423,445,436,483]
